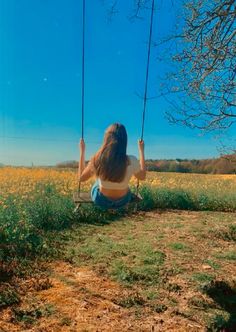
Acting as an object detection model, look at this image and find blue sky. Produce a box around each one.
[0,0,233,166]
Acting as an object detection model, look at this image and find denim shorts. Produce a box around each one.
[91,180,132,210]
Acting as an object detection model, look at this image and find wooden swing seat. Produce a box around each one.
[73,192,93,204]
[73,191,142,206]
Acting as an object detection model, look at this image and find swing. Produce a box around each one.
[73,191,92,204]
[73,0,155,208]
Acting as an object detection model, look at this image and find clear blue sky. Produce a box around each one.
[0,0,233,166]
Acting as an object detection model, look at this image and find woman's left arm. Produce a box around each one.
[78,139,85,179]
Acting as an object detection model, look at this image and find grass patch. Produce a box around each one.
[206,311,231,332]
[151,303,168,313]
[13,304,56,326]
[204,259,221,270]
[60,317,73,327]
[0,285,20,308]
[169,242,190,251]
[211,224,236,242]
[216,251,236,261]
[192,273,215,283]
[114,295,146,308]
[110,258,164,285]
[188,296,210,310]
[72,232,166,284]
[110,247,165,285]
[142,290,159,301]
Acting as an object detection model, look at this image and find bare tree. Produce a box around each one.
[102,0,156,21]
[159,0,236,133]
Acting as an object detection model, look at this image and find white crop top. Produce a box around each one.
[98,155,141,190]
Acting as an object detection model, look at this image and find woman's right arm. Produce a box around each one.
[79,162,94,182]
[78,139,94,182]
[135,140,146,180]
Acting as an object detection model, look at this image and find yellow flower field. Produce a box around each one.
[0,167,235,202]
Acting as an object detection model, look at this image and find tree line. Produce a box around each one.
[146,154,236,174]
[56,154,236,174]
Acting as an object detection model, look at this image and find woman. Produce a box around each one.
[78,123,146,209]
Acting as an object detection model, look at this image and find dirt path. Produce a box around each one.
[0,261,203,332]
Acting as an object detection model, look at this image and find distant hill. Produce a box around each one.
[56,154,236,174]
[0,163,4,167]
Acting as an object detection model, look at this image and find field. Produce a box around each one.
[0,168,236,331]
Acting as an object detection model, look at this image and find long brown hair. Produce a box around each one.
[92,123,128,182]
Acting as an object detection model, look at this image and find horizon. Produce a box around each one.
[1,152,233,168]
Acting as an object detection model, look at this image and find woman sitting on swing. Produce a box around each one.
[78,123,146,210]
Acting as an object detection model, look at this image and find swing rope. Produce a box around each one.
[136,0,155,197]
[78,0,86,196]
[81,0,85,140]
[140,0,155,141]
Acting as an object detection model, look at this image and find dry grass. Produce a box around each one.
[1,210,235,331]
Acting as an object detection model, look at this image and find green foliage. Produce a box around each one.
[110,260,162,285]
[137,186,236,212]
[109,247,165,285]
[192,273,214,283]
[60,317,73,326]
[206,312,230,331]
[169,242,189,251]
[138,187,195,211]
[115,295,145,308]
[152,303,168,313]
[13,304,55,325]
[188,296,209,310]
[0,196,45,260]
[203,280,236,330]
[0,285,20,308]
[24,183,76,230]
[0,183,77,263]
[204,260,221,270]
[216,251,236,261]
[212,224,236,242]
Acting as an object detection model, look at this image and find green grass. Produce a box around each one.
[211,224,236,242]
[204,259,221,270]
[205,311,231,332]
[192,272,215,283]
[110,259,163,285]
[70,233,166,285]
[13,303,56,325]
[138,186,236,212]
[169,242,190,251]
[216,251,236,261]
[1,177,236,331]
[203,280,236,330]
[0,285,20,308]
[114,295,146,308]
